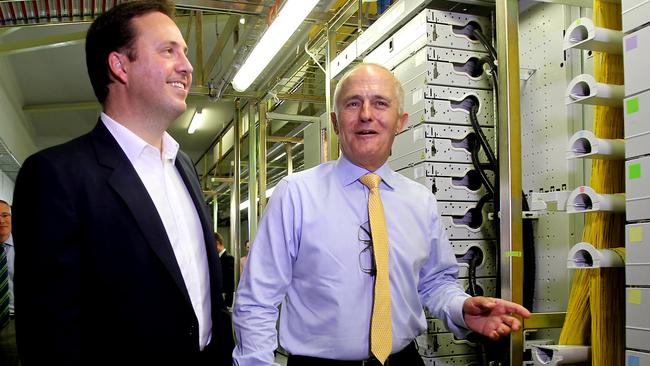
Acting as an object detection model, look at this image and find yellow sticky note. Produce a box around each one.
[628,289,643,305]
[630,226,644,243]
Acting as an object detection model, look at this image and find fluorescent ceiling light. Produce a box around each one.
[231,0,319,92]
[240,186,276,211]
[188,107,203,134]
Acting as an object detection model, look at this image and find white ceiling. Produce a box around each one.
[0,0,350,184]
[2,14,241,162]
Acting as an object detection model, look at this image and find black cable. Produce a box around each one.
[471,138,494,197]
[455,191,493,230]
[470,24,499,115]
[472,27,497,64]
[456,247,484,297]
[470,102,496,168]
[466,100,496,200]
[470,18,537,315]
[522,192,536,312]
[469,21,537,366]
[481,55,499,95]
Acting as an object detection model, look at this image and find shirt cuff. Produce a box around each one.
[447,294,472,338]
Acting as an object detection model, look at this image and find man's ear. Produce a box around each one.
[396,112,409,134]
[108,52,128,84]
[330,112,340,135]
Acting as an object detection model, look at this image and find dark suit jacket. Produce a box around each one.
[219,250,235,307]
[12,122,234,365]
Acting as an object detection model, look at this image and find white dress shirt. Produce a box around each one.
[101,113,212,349]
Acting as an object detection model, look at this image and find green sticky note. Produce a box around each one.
[505,251,522,257]
[630,226,643,242]
[630,163,642,179]
[628,289,642,305]
[627,98,639,114]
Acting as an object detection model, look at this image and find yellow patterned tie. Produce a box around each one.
[359,173,392,365]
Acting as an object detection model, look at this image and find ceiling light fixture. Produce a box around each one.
[239,186,276,211]
[231,0,319,92]
[188,107,204,134]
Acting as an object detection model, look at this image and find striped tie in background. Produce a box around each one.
[0,243,9,328]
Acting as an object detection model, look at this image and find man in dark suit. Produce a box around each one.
[214,233,234,308]
[11,1,233,365]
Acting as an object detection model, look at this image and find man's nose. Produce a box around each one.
[360,102,372,121]
[178,53,193,75]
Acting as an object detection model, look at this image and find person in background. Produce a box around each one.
[239,240,250,275]
[214,233,234,308]
[12,1,233,364]
[0,199,18,366]
[233,63,530,366]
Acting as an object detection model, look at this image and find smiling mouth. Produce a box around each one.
[357,130,378,136]
[169,81,187,90]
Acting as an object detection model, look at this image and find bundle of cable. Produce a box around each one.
[558,0,625,364]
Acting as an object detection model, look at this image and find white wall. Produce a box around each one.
[0,170,14,204]
[0,55,37,164]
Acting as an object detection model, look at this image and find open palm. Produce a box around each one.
[463,296,531,340]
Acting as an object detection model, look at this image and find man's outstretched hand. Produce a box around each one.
[463,296,531,340]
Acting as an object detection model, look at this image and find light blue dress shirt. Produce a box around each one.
[233,155,470,365]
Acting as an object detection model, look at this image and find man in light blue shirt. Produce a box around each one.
[233,63,530,366]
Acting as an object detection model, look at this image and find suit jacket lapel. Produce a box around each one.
[90,121,192,306]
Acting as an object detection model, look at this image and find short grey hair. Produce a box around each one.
[332,63,405,116]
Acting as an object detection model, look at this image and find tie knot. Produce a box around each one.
[359,173,381,190]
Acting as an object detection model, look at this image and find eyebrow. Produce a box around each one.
[343,94,391,103]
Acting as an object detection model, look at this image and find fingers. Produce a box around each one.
[500,300,532,318]
[501,314,522,331]
[464,296,497,315]
[483,318,521,340]
[481,297,532,318]
[463,296,532,340]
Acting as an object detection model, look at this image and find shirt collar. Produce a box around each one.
[3,234,13,247]
[101,112,179,163]
[218,248,226,257]
[334,154,396,190]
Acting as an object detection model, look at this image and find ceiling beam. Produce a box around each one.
[22,92,324,113]
[190,85,324,103]
[222,92,325,103]
[23,101,100,112]
[203,14,239,79]
[0,28,20,37]
[266,112,320,124]
[194,11,205,86]
[0,31,86,55]
[328,0,360,32]
[173,0,268,15]
[267,136,303,144]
